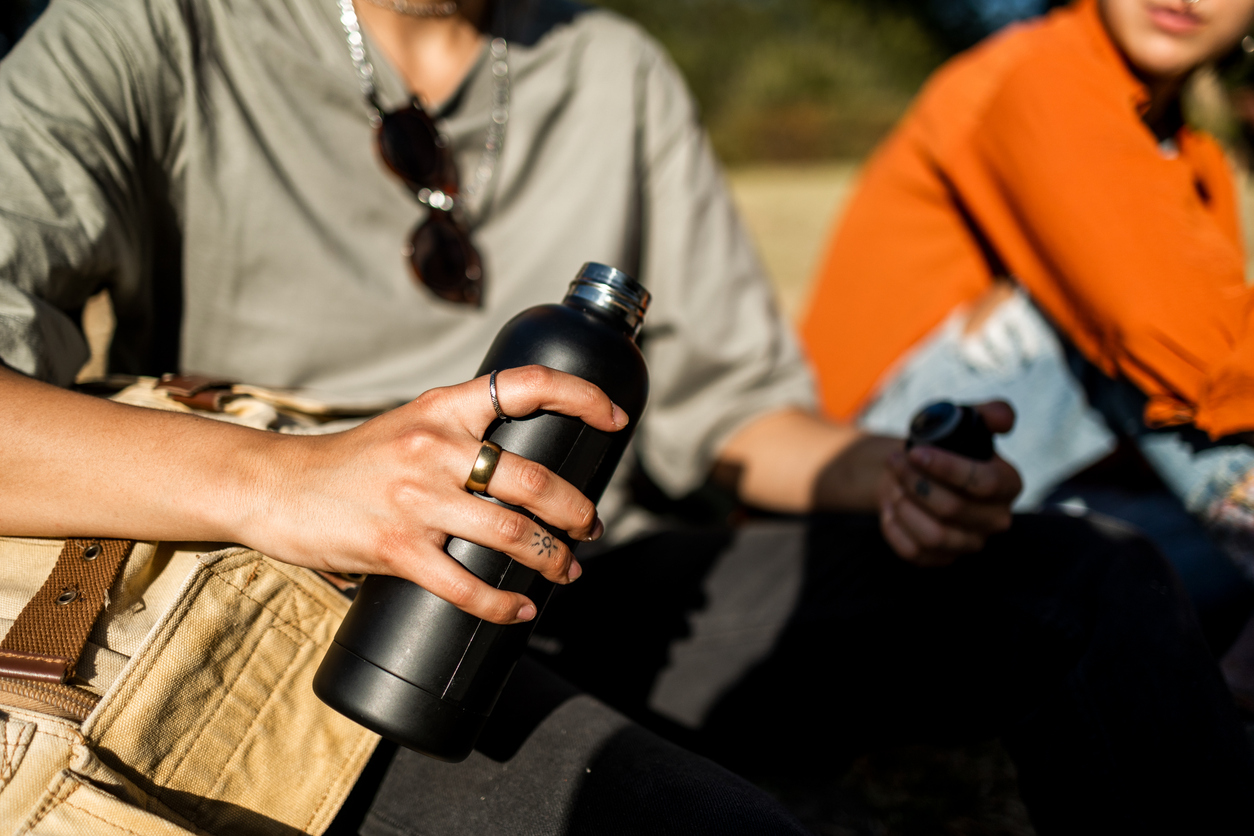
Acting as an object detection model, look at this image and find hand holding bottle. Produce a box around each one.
[245,365,628,625]
[878,401,1022,566]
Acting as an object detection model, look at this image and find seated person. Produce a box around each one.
[801,0,1254,639]
[0,0,1251,833]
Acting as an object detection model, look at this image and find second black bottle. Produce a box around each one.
[314,262,650,762]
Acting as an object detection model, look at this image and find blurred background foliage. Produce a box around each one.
[588,0,1064,162]
[6,0,1247,163]
[3,0,1067,162]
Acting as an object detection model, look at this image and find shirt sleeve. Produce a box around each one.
[958,56,1254,436]
[0,0,181,384]
[628,41,817,497]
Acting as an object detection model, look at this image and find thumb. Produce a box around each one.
[974,400,1015,435]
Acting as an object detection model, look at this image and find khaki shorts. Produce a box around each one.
[0,540,377,835]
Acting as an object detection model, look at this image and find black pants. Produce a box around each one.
[344,513,1254,835]
[345,657,813,836]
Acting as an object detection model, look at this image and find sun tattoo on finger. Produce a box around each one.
[532,531,556,558]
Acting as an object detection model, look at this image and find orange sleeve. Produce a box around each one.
[799,29,1036,421]
[800,111,994,420]
[958,56,1253,436]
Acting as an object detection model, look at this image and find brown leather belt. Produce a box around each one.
[155,372,240,412]
[0,538,135,720]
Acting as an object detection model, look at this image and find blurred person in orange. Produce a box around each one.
[802,0,1254,666]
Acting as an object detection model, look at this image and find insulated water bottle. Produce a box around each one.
[314,262,650,762]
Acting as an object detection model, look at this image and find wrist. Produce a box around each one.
[812,434,901,512]
[200,424,303,549]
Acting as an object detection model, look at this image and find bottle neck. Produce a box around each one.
[563,278,647,339]
[563,296,641,340]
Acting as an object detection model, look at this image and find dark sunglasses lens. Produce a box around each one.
[408,213,483,306]
[378,104,453,189]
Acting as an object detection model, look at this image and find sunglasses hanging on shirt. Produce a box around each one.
[338,0,509,307]
[376,102,483,306]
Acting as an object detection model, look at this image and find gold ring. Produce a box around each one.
[465,440,504,493]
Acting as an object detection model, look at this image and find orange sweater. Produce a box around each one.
[800,0,1253,438]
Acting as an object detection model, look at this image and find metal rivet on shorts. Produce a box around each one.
[82,543,101,562]
[56,589,78,606]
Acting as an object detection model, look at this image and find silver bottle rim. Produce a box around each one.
[565,262,651,336]
[910,402,962,445]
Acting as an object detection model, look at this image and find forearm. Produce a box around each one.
[717,403,1020,566]
[0,364,635,625]
[0,365,283,542]
[715,407,900,513]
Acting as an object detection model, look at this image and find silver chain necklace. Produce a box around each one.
[337,0,509,216]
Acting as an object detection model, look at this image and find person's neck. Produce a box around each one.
[1142,75,1187,142]
[353,0,491,107]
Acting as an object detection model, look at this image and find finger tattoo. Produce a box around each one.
[532,530,557,559]
[966,460,979,491]
[915,477,931,498]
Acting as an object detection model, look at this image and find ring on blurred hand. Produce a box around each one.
[489,370,508,421]
[466,440,504,493]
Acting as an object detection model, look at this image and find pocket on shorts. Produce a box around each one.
[18,770,197,836]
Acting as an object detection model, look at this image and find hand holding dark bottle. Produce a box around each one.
[246,365,626,625]
[315,263,650,762]
[878,401,1022,566]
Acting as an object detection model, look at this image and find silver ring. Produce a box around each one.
[489,370,508,421]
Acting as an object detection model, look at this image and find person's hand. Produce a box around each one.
[876,401,1022,566]
[241,366,628,624]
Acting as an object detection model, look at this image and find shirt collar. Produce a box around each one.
[1072,0,1152,116]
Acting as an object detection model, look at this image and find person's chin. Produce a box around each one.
[1126,38,1202,82]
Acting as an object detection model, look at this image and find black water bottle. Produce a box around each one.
[313,263,650,762]
[906,401,995,461]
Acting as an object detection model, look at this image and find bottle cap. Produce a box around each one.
[909,402,962,446]
[566,263,651,337]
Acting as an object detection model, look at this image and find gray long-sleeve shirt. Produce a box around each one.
[0,0,814,509]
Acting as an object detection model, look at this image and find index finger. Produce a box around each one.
[907,445,1023,503]
[463,366,630,435]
